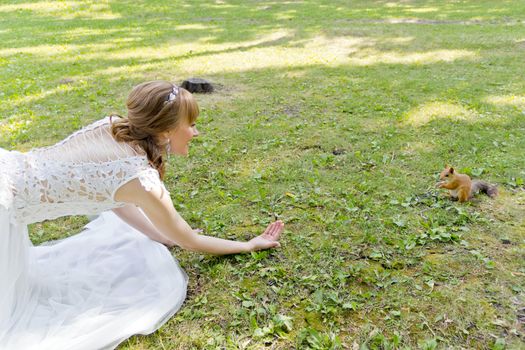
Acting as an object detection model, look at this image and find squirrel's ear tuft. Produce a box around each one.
[449,167,454,174]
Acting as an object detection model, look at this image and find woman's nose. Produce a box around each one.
[193,127,200,136]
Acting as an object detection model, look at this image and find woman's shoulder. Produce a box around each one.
[113,167,168,204]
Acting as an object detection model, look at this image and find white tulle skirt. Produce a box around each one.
[0,204,188,349]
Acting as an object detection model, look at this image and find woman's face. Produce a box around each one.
[164,118,199,156]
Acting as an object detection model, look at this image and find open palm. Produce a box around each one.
[248,220,284,251]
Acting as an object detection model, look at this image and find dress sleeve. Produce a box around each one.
[136,168,170,194]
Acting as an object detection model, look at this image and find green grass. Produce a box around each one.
[1,1,525,349]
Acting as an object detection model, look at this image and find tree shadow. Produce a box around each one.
[2,2,525,347]
[1,0,524,161]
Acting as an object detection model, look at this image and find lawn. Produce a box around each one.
[1,1,524,349]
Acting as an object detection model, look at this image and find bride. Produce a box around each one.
[0,80,284,349]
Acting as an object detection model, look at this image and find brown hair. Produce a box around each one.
[111,80,199,179]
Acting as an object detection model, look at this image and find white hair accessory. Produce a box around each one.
[167,86,179,102]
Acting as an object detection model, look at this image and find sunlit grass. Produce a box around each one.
[0,117,33,135]
[2,84,77,107]
[176,40,476,74]
[1,1,524,349]
[404,101,477,126]
[0,1,79,13]
[0,0,119,19]
[405,7,439,13]
[485,94,525,108]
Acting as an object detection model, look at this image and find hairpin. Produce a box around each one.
[167,86,179,102]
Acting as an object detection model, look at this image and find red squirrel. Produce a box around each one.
[437,165,498,202]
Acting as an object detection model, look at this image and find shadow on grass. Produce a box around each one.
[3,1,525,348]
[1,1,523,128]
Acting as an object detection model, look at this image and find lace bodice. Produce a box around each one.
[1,117,165,225]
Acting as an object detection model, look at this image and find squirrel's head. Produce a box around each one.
[439,165,455,180]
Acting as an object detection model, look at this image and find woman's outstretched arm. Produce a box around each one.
[114,179,284,255]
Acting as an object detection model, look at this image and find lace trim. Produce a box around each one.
[111,168,167,201]
[138,168,163,192]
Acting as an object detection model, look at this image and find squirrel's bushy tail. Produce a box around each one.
[471,181,498,198]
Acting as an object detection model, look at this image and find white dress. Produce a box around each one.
[0,117,188,349]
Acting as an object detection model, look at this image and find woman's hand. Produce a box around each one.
[248,220,284,251]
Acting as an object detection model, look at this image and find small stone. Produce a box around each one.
[500,238,512,244]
